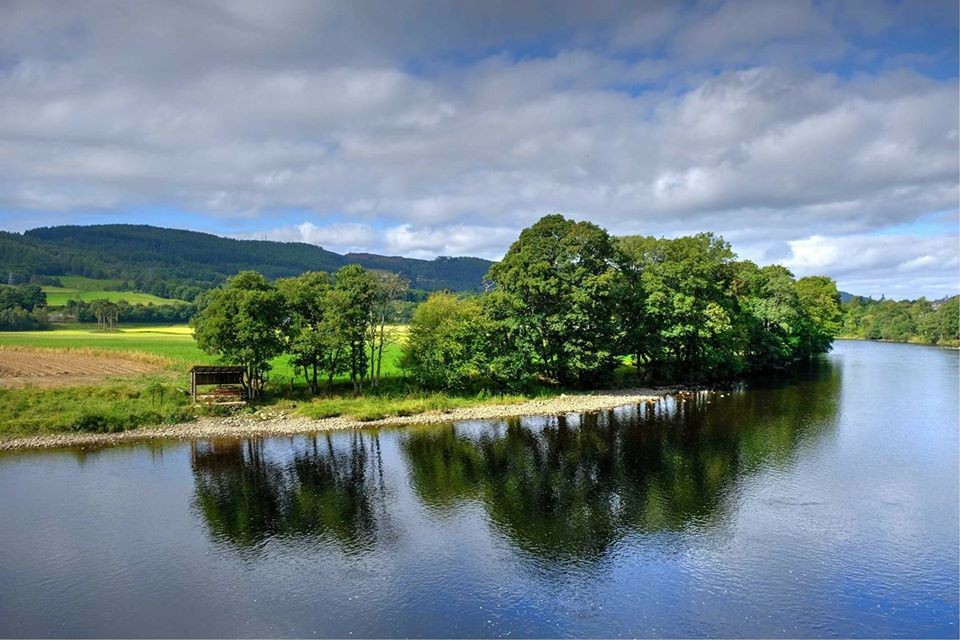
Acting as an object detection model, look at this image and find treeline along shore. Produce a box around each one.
[0,214,854,445]
[190,213,844,399]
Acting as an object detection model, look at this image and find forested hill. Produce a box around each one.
[0,224,493,298]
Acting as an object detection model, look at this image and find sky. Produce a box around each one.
[0,0,957,299]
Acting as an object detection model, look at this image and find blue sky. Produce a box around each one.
[0,0,957,298]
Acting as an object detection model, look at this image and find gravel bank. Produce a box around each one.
[0,387,676,451]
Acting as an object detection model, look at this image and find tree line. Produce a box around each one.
[841,295,959,346]
[192,215,843,397]
[64,299,197,325]
[191,266,409,398]
[0,284,49,330]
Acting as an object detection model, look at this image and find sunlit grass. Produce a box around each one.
[0,324,210,368]
[0,323,477,438]
[0,378,194,437]
[0,322,407,384]
[40,275,187,306]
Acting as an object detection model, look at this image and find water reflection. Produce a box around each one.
[402,360,840,561]
[191,431,390,551]
[191,358,840,562]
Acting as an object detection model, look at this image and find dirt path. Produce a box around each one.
[0,347,165,388]
[0,387,682,451]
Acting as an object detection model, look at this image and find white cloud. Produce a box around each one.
[785,233,959,298]
[0,0,956,297]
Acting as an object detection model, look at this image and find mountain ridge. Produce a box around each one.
[1,224,494,298]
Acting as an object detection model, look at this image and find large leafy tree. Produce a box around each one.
[276,271,335,394]
[330,265,376,393]
[191,271,287,399]
[733,261,804,369]
[795,276,843,357]
[620,233,738,380]
[401,292,483,390]
[486,214,621,386]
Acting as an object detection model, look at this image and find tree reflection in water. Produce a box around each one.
[191,358,839,563]
[191,430,389,552]
[402,358,840,562]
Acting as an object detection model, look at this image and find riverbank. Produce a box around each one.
[0,387,676,451]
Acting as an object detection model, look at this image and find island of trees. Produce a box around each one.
[191,214,846,397]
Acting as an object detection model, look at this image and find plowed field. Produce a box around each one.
[0,348,164,387]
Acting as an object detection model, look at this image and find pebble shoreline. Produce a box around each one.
[0,387,678,451]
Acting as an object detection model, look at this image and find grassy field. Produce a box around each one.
[0,379,196,436]
[0,323,420,438]
[0,325,209,365]
[0,323,406,380]
[41,275,187,306]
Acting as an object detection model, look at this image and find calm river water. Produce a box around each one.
[0,340,957,638]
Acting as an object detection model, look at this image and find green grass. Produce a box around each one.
[0,324,407,380]
[0,324,415,439]
[0,379,195,437]
[0,324,210,367]
[56,275,125,290]
[41,275,187,306]
[42,288,186,306]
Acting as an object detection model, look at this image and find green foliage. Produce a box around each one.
[331,265,377,392]
[619,233,740,380]
[401,293,484,389]
[795,276,843,356]
[733,262,802,370]
[67,298,195,324]
[277,271,337,393]
[487,214,622,386]
[0,284,49,330]
[191,271,288,398]
[842,295,959,346]
[400,291,534,392]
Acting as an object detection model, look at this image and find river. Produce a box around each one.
[0,340,957,637]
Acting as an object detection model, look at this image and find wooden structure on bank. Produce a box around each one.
[190,365,247,405]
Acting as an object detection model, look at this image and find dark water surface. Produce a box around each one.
[1,340,957,638]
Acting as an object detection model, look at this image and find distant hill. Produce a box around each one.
[0,224,494,300]
[839,291,855,304]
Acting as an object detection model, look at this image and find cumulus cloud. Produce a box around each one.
[0,0,956,297]
[785,233,959,298]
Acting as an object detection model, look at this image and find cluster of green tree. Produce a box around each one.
[0,284,49,330]
[0,224,492,297]
[64,299,197,326]
[191,267,409,398]
[403,215,843,390]
[841,295,959,346]
[25,275,63,287]
[192,215,843,397]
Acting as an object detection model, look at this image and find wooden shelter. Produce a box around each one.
[190,365,246,405]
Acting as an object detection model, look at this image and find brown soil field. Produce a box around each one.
[0,347,165,388]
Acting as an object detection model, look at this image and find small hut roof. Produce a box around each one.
[189,365,245,373]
